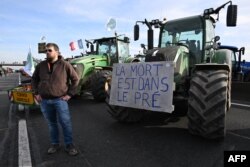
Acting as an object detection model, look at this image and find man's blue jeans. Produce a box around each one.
[40,98,73,145]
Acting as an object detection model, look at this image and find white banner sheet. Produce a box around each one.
[109,61,175,113]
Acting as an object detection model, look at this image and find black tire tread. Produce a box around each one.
[187,69,230,139]
[92,70,112,102]
[105,77,145,123]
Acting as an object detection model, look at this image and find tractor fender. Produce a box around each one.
[94,66,113,71]
[124,57,140,63]
[196,49,232,72]
[195,63,231,72]
[212,49,232,68]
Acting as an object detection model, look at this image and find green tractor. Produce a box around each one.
[106,1,238,139]
[70,35,139,101]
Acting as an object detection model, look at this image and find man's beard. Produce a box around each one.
[46,56,54,62]
[46,54,54,62]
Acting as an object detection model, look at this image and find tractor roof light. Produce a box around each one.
[209,8,214,13]
[151,19,162,28]
[204,8,214,15]
[151,19,159,24]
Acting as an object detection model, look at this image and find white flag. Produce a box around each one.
[23,48,35,77]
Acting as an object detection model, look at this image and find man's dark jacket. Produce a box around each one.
[31,57,79,99]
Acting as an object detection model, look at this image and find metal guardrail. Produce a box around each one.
[231,82,250,103]
[0,64,24,66]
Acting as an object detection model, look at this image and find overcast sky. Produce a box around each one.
[0,0,249,63]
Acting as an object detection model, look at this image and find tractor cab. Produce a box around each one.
[93,36,130,65]
[159,16,204,66]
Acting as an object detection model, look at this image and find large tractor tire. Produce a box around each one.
[92,70,112,102]
[105,77,145,123]
[187,69,230,139]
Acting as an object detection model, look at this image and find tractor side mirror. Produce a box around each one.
[140,44,147,54]
[214,36,220,42]
[240,47,245,55]
[140,43,146,49]
[86,43,89,48]
[134,24,139,41]
[227,4,237,26]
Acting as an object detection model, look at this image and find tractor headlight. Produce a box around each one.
[72,64,84,78]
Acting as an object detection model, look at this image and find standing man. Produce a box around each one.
[32,43,80,156]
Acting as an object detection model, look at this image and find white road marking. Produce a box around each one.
[232,102,250,108]
[228,131,250,140]
[17,73,32,167]
[18,119,32,167]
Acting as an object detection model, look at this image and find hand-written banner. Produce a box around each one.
[109,62,175,113]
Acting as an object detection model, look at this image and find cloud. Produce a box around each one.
[61,0,122,21]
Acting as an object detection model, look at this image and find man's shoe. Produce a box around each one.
[65,144,79,156]
[47,144,60,154]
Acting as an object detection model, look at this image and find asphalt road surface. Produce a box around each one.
[0,74,20,166]
[1,73,250,167]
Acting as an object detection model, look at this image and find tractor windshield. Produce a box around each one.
[98,40,116,56]
[160,16,203,63]
[96,38,130,64]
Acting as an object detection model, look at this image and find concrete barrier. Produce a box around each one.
[231,82,250,103]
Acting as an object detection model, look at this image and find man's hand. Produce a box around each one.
[61,95,71,101]
[34,94,42,102]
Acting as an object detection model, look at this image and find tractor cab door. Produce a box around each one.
[109,44,117,66]
[97,40,117,65]
[117,40,130,63]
